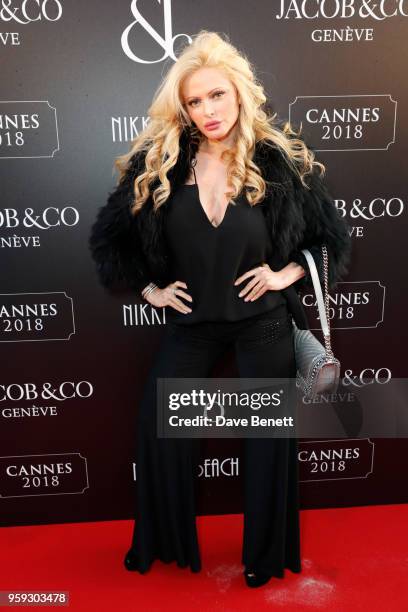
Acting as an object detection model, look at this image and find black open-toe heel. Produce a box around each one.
[244,568,273,588]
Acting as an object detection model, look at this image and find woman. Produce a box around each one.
[89,30,351,588]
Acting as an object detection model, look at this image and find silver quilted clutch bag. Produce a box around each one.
[293,245,340,399]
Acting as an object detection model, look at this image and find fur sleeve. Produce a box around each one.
[288,164,352,293]
[88,152,156,294]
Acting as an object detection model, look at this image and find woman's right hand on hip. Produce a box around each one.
[144,280,193,314]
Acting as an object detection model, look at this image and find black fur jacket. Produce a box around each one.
[88,128,352,329]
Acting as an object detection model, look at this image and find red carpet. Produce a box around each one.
[1,505,407,611]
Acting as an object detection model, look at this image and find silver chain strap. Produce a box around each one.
[322,245,334,359]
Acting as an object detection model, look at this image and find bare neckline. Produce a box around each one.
[185,156,233,229]
[183,184,231,229]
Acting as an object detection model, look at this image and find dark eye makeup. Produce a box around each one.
[187,90,225,107]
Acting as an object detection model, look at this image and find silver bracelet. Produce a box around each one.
[141,283,155,296]
[141,282,155,295]
[141,283,158,299]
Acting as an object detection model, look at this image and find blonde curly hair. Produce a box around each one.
[114,29,324,215]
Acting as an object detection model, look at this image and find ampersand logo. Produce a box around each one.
[121,0,192,64]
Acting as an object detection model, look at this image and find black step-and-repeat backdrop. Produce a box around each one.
[1,1,407,527]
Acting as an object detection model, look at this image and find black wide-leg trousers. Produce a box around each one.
[129,304,302,578]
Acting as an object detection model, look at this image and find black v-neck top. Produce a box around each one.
[163,166,287,325]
